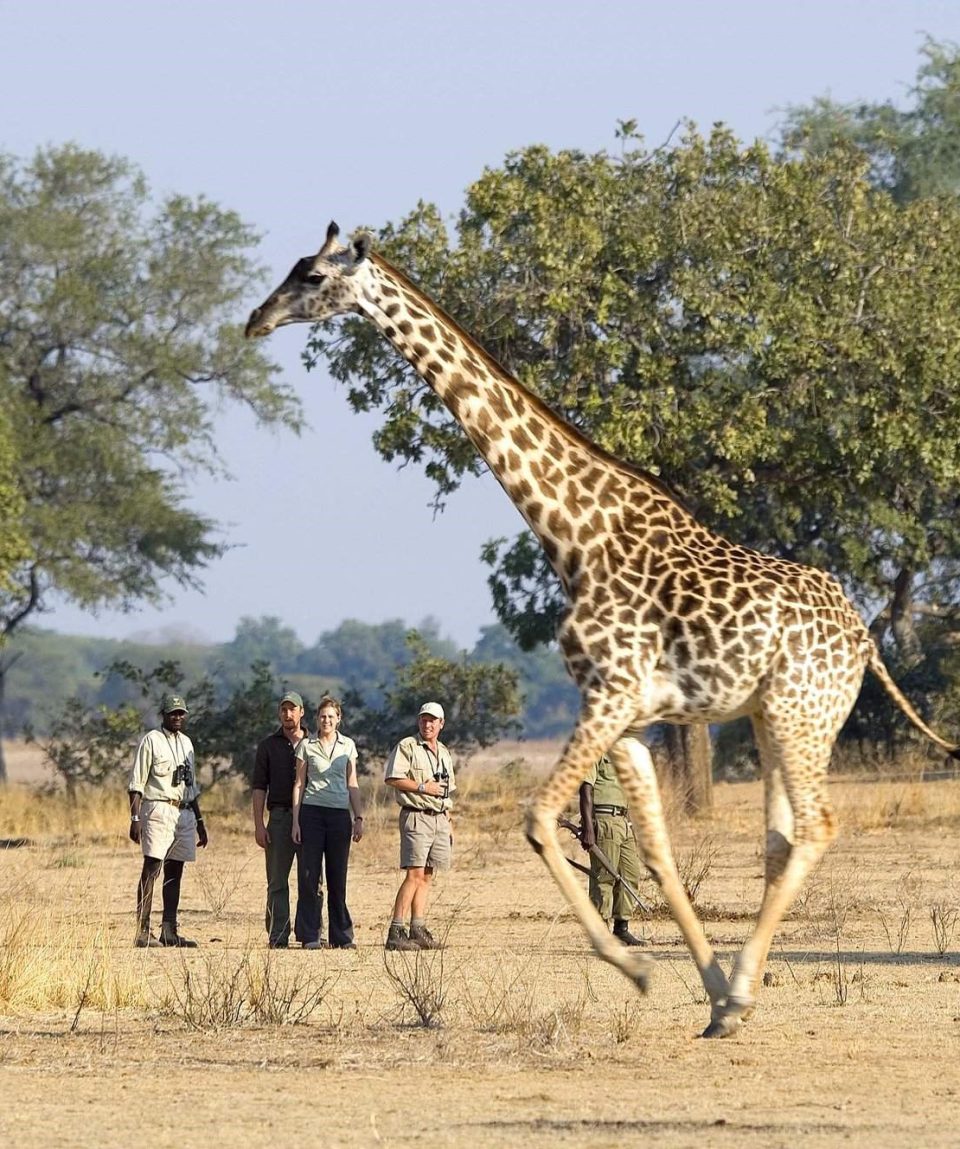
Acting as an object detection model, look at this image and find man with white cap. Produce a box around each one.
[383,701,456,951]
[128,693,208,948]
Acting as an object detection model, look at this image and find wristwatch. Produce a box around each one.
[417,781,426,793]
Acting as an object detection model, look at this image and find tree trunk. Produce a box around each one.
[891,567,923,667]
[0,666,6,784]
[664,723,713,813]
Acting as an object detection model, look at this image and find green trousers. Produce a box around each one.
[589,812,641,922]
[265,807,299,945]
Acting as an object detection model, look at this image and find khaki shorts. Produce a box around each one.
[140,800,196,863]
[399,808,452,871]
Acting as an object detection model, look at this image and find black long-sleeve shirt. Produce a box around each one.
[252,728,303,808]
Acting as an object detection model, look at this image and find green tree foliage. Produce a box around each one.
[471,623,578,739]
[0,402,29,591]
[32,657,296,794]
[0,144,302,780]
[26,697,144,803]
[4,617,573,742]
[345,632,522,767]
[1,627,214,738]
[296,617,457,706]
[218,616,304,686]
[781,36,960,203]
[32,636,521,791]
[304,97,960,672]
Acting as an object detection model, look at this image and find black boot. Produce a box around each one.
[613,920,646,947]
[160,921,199,948]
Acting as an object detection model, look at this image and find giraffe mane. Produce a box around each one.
[370,250,690,512]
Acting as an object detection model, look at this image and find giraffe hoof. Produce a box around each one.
[700,996,751,1038]
[626,950,654,994]
[700,1015,741,1039]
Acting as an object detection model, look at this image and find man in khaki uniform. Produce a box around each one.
[128,694,208,948]
[383,701,456,952]
[579,754,644,946]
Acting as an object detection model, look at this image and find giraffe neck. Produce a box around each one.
[358,255,688,583]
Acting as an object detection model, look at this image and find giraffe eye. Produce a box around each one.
[305,272,326,285]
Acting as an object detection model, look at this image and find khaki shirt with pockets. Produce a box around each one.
[585,754,628,809]
[384,735,456,813]
[128,728,199,804]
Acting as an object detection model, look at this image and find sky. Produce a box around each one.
[3,0,959,651]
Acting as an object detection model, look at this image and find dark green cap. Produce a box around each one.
[160,693,188,714]
[280,691,304,709]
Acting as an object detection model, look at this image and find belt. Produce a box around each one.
[269,804,292,811]
[147,797,187,809]
[593,804,629,817]
[403,807,446,816]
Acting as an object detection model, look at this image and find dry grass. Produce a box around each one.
[4,738,960,1147]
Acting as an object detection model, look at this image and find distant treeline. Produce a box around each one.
[3,615,579,741]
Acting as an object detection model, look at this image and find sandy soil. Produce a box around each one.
[1,739,960,1148]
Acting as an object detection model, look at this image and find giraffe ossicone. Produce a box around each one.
[247,222,958,1038]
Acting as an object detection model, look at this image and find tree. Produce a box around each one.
[0,144,302,780]
[471,622,578,738]
[781,36,960,203]
[346,632,522,767]
[303,114,960,703]
[32,657,292,795]
[219,616,304,688]
[297,616,457,706]
[0,403,29,591]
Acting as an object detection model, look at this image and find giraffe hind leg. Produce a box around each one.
[703,723,837,1038]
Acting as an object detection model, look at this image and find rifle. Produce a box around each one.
[557,816,652,915]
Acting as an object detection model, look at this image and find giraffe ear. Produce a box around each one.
[347,232,373,272]
[317,221,340,258]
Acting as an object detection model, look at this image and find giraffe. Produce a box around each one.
[246,222,959,1037]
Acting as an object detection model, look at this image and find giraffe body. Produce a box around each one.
[247,223,957,1037]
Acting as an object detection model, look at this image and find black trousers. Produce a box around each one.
[297,805,354,946]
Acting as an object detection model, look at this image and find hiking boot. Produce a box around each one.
[409,924,442,950]
[303,939,325,950]
[330,942,357,950]
[134,931,162,949]
[613,923,646,947]
[384,924,419,952]
[160,926,198,948]
[268,939,289,949]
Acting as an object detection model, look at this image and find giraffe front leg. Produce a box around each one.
[526,722,655,993]
[608,737,731,1027]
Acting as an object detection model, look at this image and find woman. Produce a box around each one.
[292,696,364,949]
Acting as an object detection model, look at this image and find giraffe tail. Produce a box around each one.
[867,644,960,758]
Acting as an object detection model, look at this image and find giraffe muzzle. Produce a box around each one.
[244,308,271,338]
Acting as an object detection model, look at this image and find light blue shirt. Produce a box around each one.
[296,733,357,809]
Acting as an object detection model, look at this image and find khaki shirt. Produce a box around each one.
[384,735,456,813]
[585,755,627,809]
[128,728,199,804]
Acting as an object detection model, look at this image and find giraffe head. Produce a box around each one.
[245,221,373,338]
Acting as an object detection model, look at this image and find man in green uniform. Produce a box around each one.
[579,754,644,946]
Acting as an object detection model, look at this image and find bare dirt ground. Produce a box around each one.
[2,738,960,1148]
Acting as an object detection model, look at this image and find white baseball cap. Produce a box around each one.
[418,701,445,720]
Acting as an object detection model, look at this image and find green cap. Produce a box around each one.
[160,693,188,714]
[280,691,304,709]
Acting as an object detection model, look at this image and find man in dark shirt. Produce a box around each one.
[252,691,309,948]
